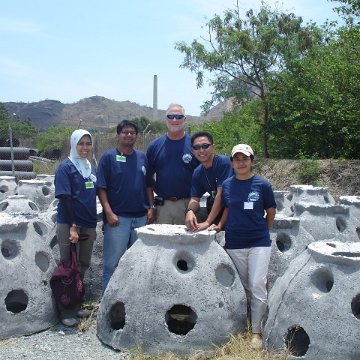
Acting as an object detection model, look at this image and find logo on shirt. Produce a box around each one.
[248,191,260,202]
[142,165,146,176]
[182,153,192,164]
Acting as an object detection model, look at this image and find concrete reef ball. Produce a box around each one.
[264,240,360,360]
[97,224,247,356]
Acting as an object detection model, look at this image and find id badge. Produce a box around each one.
[116,155,126,162]
[244,202,254,210]
[85,181,94,189]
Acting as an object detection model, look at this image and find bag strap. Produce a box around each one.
[70,243,80,272]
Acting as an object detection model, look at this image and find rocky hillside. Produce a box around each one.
[256,159,360,201]
[4,96,226,130]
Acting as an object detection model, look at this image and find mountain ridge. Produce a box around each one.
[4,96,228,130]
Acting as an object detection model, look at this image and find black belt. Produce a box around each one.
[165,197,184,201]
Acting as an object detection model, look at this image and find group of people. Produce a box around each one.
[54,103,276,349]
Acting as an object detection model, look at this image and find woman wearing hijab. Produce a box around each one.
[54,129,97,327]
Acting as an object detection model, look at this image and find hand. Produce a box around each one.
[208,224,220,233]
[185,211,198,232]
[147,208,156,224]
[195,220,210,232]
[106,211,119,227]
[69,226,79,243]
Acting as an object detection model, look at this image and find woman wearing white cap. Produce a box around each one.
[209,144,276,349]
[54,129,97,326]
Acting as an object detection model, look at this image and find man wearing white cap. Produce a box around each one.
[209,143,276,349]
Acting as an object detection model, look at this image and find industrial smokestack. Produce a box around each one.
[153,75,158,121]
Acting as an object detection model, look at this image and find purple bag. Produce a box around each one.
[50,243,84,309]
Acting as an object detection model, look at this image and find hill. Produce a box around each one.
[3,96,227,130]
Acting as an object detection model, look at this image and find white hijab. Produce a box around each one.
[68,129,92,178]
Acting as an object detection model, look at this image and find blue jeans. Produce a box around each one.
[102,215,147,291]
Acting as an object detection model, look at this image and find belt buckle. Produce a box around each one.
[168,197,178,201]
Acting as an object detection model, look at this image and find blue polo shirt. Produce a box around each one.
[222,175,276,249]
[191,155,233,197]
[146,134,199,198]
[55,158,97,228]
[96,148,152,220]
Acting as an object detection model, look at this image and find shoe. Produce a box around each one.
[61,318,79,327]
[77,309,91,318]
[251,334,263,350]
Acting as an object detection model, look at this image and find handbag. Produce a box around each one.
[50,243,84,309]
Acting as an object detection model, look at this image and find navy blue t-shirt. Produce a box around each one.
[97,148,152,220]
[55,158,97,228]
[146,134,199,198]
[191,155,233,197]
[222,175,276,249]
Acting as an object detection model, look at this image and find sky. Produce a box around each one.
[0,0,341,116]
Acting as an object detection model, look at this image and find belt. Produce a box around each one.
[165,197,184,201]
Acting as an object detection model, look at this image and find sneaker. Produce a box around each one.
[61,318,79,327]
[251,334,263,350]
[77,309,91,318]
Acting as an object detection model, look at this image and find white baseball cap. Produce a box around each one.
[231,144,254,157]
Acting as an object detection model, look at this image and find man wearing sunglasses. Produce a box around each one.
[185,131,233,232]
[146,103,199,224]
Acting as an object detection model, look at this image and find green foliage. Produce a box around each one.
[189,101,263,156]
[297,157,321,184]
[175,2,323,157]
[267,22,360,159]
[132,116,167,134]
[35,124,76,157]
[0,103,38,141]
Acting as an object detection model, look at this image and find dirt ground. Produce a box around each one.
[255,159,360,201]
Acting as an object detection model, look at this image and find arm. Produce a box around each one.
[146,187,156,224]
[265,207,276,230]
[196,187,223,231]
[97,188,119,227]
[57,195,79,243]
[208,207,228,233]
[185,197,200,231]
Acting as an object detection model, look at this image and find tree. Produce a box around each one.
[175,1,323,157]
[0,103,38,144]
[36,124,76,158]
[267,15,359,158]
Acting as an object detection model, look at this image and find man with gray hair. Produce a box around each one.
[146,103,199,224]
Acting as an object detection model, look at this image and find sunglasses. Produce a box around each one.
[192,143,212,150]
[166,114,185,120]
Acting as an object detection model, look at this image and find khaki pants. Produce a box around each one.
[155,198,190,225]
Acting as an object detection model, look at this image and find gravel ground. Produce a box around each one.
[0,321,130,360]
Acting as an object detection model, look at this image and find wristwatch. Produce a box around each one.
[149,205,156,209]
[185,208,194,214]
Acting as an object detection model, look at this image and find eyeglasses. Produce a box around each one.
[192,143,212,150]
[166,114,185,120]
[120,131,137,135]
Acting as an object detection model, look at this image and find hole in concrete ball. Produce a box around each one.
[0,185,9,194]
[49,235,57,249]
[42,186,50,196]
[326,242,336,248]
[335,216,347,232]
[33,221,48,236]
[35,251,50,272]
[311,267,334,293]
[1,240,20,260]
[276,233,292,252]
[332,251,360,258]
[215,263,235,287]
[165,304,197,335]
[28,201,38,211]
[173,251,195,273]
[351,294,360,319]
[5,289,29,313]
[109,302,126,330]
[285,325,310,357]
[0,201,9,211]
[324,195,331,204]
